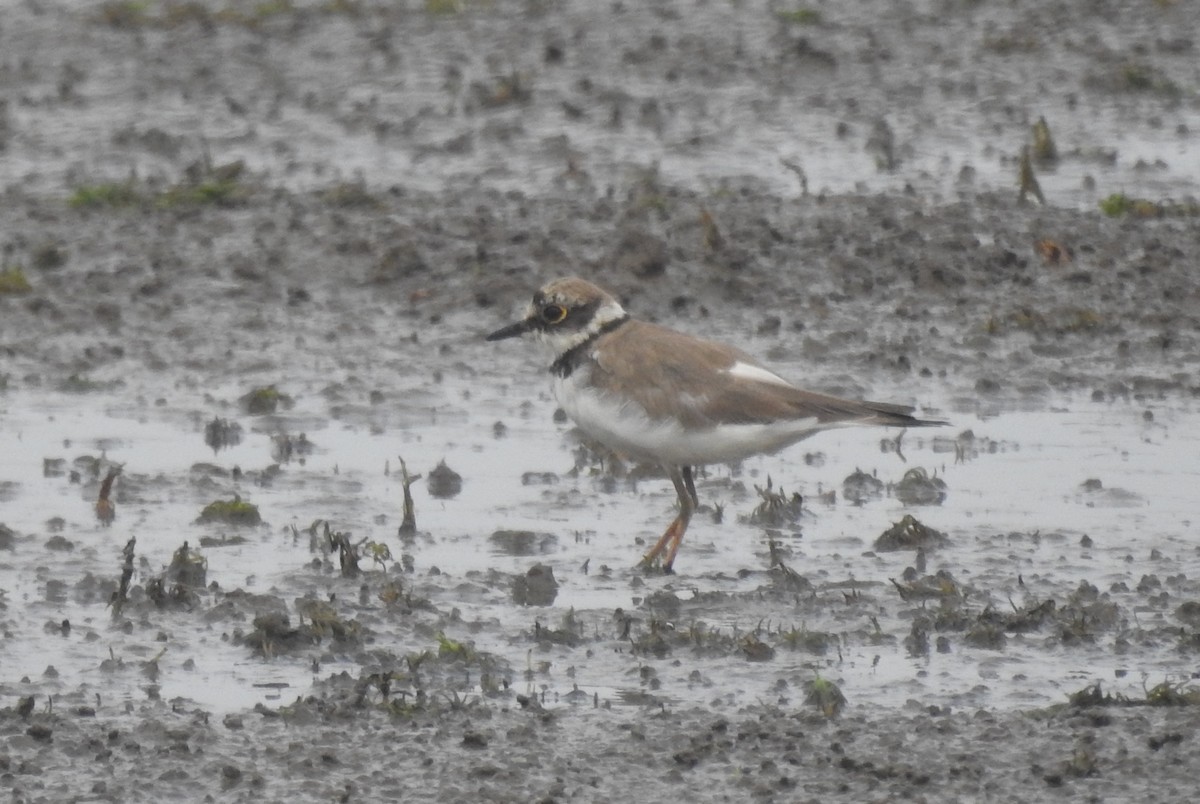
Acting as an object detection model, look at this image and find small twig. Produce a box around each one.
[780,158,809,195]
[397,457,421,537]
[110,537,136,618]
[1018,146,1045,205]
[96,466,122,525]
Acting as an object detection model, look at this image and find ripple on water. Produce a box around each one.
[0,386,1198,715]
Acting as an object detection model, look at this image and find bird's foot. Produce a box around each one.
[637,554,675,574]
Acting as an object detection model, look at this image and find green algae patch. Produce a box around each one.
[1100,193,1200,218]
[777,8,822,25]
[238,385,294,415]
[99,0,361,29]
[198,496,262,526]
[156,177,245,208]
[804,675,847,718]
[69,182,142,209]
[436,632,477,661]
[0,266,32,295]
[1030,681,1200,716]
[69,164,249,211]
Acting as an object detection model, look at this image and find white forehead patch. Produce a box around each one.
[727,361,793,388]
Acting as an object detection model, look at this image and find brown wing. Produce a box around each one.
[591,321,936,429]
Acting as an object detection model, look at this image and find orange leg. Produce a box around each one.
[643,514,687,566]
[641,467,698,572]
[662,518,689,571]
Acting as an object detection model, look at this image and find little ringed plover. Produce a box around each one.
[487,277,944,571]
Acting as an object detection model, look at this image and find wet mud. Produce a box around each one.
[2,1,1200,802]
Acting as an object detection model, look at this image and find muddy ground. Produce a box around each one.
[2,0,1200,802]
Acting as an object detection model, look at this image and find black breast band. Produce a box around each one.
[549,315,631,379]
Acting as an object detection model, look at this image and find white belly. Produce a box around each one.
[554,372,822,467]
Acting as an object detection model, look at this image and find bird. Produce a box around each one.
[486,277,944,572]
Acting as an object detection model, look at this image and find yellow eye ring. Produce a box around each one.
[541,304,567,324]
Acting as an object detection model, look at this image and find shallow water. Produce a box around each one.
[3,380,1195,715]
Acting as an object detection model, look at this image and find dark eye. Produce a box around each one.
[541,304,567,324]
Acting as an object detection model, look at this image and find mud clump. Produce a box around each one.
[239,601,364,657]
[426,459,463,499]
[198,497,262,526]
[238,386,293,415]
[204,417,243,452]
[511,563,559,606]
[744,479,804,528]
[642,589,682,620]
[893,468,948,505]
[521,471,559,485]
[0,523,16,550]
[240,612,314,656]
[805,676,848,718]
[875,514,949,551]
[1076,477,1145,507]
[843,468,884,504]
[964,622,1008,650]
[271,433,313,464]
[166,541,207,588]
[1175,601,1200,628]
[891,569,963,602]
[490,529,557,556]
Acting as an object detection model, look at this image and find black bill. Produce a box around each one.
[485,318,534,341]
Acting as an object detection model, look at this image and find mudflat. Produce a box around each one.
[1,2,1199,802]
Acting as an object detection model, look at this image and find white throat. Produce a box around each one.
[535,299,627,361]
